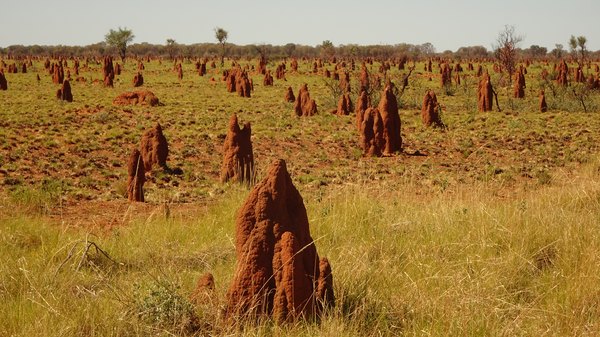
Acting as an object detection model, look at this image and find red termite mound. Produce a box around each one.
[421,90,443,127]
[556,61,569,86]
[225,159,334,322]
[336,92,353,116]
[290,59,298,72]
[275,63,286,80]
[360,107,384,157]
[294,84,318,116]
[513,67,526,98]
[355,90,370,130]
[0,70,7,90]
[478,72,494,112]
[359,64,370,92]
[440,63,452,87]
[113,90,160,106]
[127,148,145,202]
[140,123,169,171]
[52,63,64,85]
[103,56,114,87]
[539,90,548,112]
[263,70,274,86]
[132,72,144,87]
[378,83,402,155]
[57,79,73,102]
[220,114,254,184]
[284,86,295,103]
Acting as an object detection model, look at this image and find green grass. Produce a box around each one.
[1,57,600,335]
[1,160,600,336]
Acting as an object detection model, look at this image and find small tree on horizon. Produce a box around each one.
[569,35,587,66]
[105,27,135,63]
[166,38,178,60]
[493,25,523,85]
[214,27,228,66]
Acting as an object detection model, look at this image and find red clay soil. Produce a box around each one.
[127,148,145,202]
[132,72,144,87]
[355,90,370,130]
[294,84,318,116]
[225,159,334,322]
[140,123,169,171]
[0,70,7,90]
[284,86,295,103]
[360,107,384,157]
[336,92,353,116]
[378,83,402,155]
[220,114,254,184]
[421,90,443,127]
[113,90,160,106]
[539,90,548,112]
[478,72,494,112]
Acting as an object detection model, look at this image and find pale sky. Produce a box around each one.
[1,0,599,52]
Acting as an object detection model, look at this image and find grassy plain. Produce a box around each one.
[1,57,600,336]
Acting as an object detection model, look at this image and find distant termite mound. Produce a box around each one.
[103,56,115,87]
[113,90,160,106]
[336,92,353,115]
[513,66,526,98]
[225,159,334,322]
[263,70,274,86]
[556,60,568,86]
[421,90,444,127]
[140,123,169,171]
[477,72,495,112]
[56,79,73,102]
[127,148,145,202]
[294,83,318,116]
[355,90,370,130]
[284,86,295,103]
[539,90,548,112]
[220,114,254,184]
[132,72,144,87]
[0,70,7,90]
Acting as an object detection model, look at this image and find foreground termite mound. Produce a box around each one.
[113,90,160,106]
[220,114,254,184]
[140,123,169,171]
[225,159,334,322]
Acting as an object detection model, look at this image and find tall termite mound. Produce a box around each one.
[539,90,548,112]
[378,82,402,155]
[127,148,145,202]
[421,90,443,127]
[556,60,568,86]
[355,90,370,130]
[478,72,494,112]
[225,159,334,322]
[140,123,169,171]
[220,114,254,184]
[294,84,318,116]
[0,70,7,90]
[103,56,115,87]
[513,66,526,98]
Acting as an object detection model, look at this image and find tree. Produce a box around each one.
[320,40,335,59]
[524,45,548,59]
[105,27,134,62]
[283,43,296,58]
[550,44,564,59]
[493,25,523,84]
[165,38,178,60]
[214,27,228,66]
[569,35,587,66]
